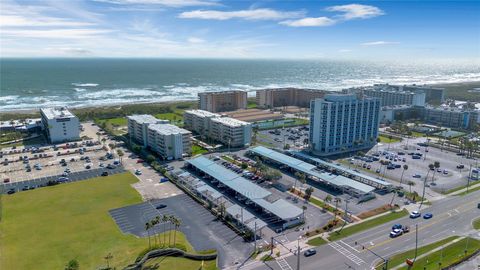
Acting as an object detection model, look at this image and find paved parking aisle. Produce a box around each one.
[109,194,252,268]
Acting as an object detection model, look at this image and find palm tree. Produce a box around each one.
[333,197,342,219]
[162,215,168,247]
[431,161,440,185]
[389,164,408,206]
[407,180,415,194]
[168,215,174,246]
[420,164,434,210]
[173,217,182,247]
[153,216,160,246]
[293,172,302,190]
[145,222,152,248]
[117,149,124,163]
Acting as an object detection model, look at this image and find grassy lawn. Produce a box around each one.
[0,135,47,149]
[473,218,480,230]
[142,256,217,270]
[247,98,257,109]
[456,184,480,196]
[0,172,208,269]
[154,109,184,126]
[411,131,426,138]
[378,134,401,143]
[192,144,208,156]
[406,237,480,270]
[307,237,327,246]
[328,209,408,241]
[376,236,459,269]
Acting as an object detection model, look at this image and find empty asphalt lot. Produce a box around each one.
[109,193,253,268]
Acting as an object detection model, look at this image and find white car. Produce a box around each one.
[413,174,421,178]
[135,169,142,175]
[390,229,403,238]
[410,211,421,219]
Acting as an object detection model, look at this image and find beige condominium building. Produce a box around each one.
[198,90,247,112]
[147,124,192,160]
[184,109,252,147]
[256,88,327,108]
[127,114,168,147]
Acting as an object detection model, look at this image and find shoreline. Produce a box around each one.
[2,80,479,115]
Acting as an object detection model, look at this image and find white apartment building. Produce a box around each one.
[310,94,381,156]
[184,109,252,147]
[147,124,192,160]
[183,110,220,135]
[210,117,252,147]
[40,107,80,143]
[127,114,168,147]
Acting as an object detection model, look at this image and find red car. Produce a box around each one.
[136,159,144,163]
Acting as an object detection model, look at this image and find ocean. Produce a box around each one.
[1,58,479,111]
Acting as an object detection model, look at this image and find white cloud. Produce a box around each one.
[279,17,335,27]
[94,0,218,7]
[361,41,399,46]
[1,29,113,39]
[187,37,205,43]
[326,4,384,20]
[178,8,304,21]
[0,15,94,27]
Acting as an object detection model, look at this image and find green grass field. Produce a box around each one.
[142,256,217,270]
[378,134,401,143]
[377,236,458,269]
[406,237,480,270]
[328,210,408,241]
[0,172,207,270]
[306,237,327,246]
[473,218,480,230]
[192,144,208,156]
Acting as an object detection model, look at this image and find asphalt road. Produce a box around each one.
[254,188,480,270]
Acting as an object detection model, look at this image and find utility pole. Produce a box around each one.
[414,224,419,262]
[296,236,301,270]
[253,222,257,253]
[467,164,472,194]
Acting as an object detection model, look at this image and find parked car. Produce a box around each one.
[392,224,403,230]
[457,164,465,169]
[135,169,142,175]
[304,249,317,257]
[413,174,422,178]
[155,204,167,210]
[101,171,109,176]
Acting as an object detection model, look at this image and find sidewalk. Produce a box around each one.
[389,236,466,270]
[447,182,480,196]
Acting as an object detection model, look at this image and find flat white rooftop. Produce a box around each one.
[149,124,191,136]
[40,107,76,119]
[185,109,220,118]
[127,114,165,124]
[211,116,249,127]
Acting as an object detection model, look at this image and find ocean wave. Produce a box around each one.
[73,88,87,92]
[0,95,19,102]
[79,88,164,99]
[72,83,99,87]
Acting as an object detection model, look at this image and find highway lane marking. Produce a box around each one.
[358,200,479,252]
[276,257,293,270]
[340,240,360,253]
[329,242,365,265]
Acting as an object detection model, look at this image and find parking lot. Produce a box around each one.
[1,166,125,194]
[109,194,252,268]
[257,125,309,150]
[348,137,476,194]
[0,140,114,183]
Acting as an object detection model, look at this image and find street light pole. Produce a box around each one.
[297,236,301,270]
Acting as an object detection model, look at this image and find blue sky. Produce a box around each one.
[1,0,479,60]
